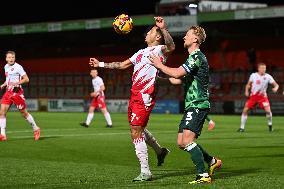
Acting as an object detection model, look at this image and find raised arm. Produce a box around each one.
[155,17,175,55]
[89,58,132,70]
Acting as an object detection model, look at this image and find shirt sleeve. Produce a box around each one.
[248,74,254,82]
[98,77,104,86]
[129,51,139,65]
[181,56,200,73]
[268,74,275,84]
[18,65,27,77]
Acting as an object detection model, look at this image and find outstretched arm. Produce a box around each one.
[156,75,182,85]
[89,58,132,70]
[148,53,186,78]
[155,16,175,55]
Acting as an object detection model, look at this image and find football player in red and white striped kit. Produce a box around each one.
[80,69,113,128]
[238,62,279,132]
[0,51,40,141]
[89,17,175,181]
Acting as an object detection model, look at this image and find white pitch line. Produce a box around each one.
[6,128,88,133]
[6,130,175,139]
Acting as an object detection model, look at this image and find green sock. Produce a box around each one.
[185,143,207,174]
[206,116,211,122]
[197,144,213,165]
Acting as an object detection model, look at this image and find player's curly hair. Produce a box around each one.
[190,26,206,44]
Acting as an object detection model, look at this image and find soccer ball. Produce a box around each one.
[112,14,133,34]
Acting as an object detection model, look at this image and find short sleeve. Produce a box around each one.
[268,74,275,84]
[98,77,104,86]
[129,51,140,65]
[181,56,200,73]
[248,74,254,82]
[18,65,26,77]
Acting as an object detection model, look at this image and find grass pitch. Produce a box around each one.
[0,112,283,188]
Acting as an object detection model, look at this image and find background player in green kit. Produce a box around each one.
[148,26,221,184]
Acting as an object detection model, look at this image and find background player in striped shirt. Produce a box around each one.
[89,16,175,181]
[0,51,40,141]
[80,69,113,128]
[238,62,279,132]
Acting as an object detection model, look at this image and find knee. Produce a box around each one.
[131,131,141,139]
[131,126,143,139]
[0,110,6,118]
[242,110,248,115]
[266,111,272,117]
[20,110,29,118]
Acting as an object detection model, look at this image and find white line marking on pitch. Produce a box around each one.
[6,130,175,139]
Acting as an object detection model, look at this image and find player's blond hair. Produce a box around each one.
[6,50,16,56]
[190,26,206,44]
[257,62,266,67]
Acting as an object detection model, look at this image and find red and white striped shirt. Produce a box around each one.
[249,72,275,96]
[4,63,26,92]
[129,45,166,95]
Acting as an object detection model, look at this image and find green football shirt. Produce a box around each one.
[181,49,210,110]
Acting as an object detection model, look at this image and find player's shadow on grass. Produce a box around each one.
[13,135,61,141]
[202,136,264,141]
[39,136,61,140]
[229,145,284,150]
[237,153,284,158]
[153,169,195,180]
[154,168,260,180]
[217,168,260,179]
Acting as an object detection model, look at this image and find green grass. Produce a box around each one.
[0,112,284,188]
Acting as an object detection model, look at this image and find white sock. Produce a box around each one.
[210,157,216,165]
[266,112,272,126]
[133,137,151,175]
[26,114,39,131]
[86,112,94,125]
[240,113,247,129]
[143,129,162,155]
[199,173,209,177]
[0,117,6,136]
[103,112,112,125]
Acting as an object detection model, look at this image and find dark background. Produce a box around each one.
[1,0,283,25]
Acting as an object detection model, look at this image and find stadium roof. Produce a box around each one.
[1,0,283,25]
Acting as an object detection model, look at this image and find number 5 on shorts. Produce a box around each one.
[186,112,193,125]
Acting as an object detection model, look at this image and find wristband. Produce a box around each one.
[99,62,105,67]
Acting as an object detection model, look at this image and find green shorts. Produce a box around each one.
[178,108,209,137]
